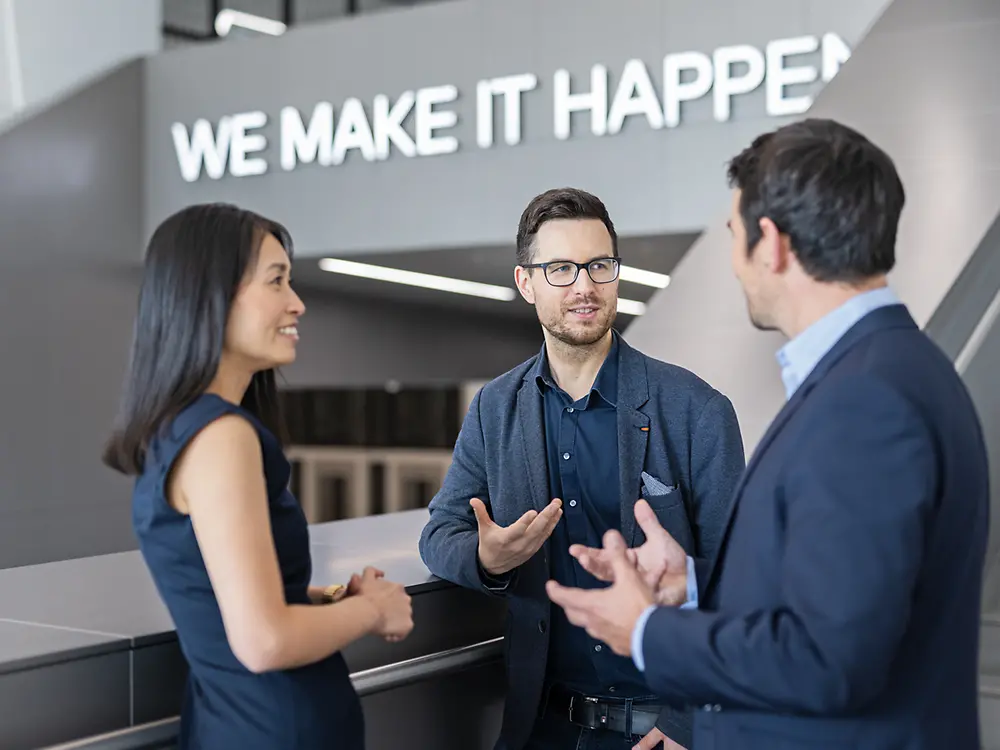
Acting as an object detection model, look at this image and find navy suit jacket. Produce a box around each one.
[418,337,744,750]
[641,305,990,749]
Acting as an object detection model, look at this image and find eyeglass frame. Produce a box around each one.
[519,256,622,287]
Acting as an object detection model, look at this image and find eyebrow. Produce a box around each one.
[540,256,613,264]
[264,262,289,273]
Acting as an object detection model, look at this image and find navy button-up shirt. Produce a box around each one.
[532,334,651,698]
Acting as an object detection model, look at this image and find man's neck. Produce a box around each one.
[543,330,613,402]
[780,276,888,340]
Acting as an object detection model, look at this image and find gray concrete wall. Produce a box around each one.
[626,0,1000,453]
[144,0,891,256]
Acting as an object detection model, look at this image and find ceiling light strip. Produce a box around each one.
[619,266,671,289]
[215,10,287,37]
[617,298,647,316]
[319,258,517,302]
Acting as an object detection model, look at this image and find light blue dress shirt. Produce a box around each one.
[631,286,902,672]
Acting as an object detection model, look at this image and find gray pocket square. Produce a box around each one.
[641,471,676,497]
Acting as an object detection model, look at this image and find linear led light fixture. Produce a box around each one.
[619,266,671,289]
[319,258,518,302]
[215,10,287,37]
[617,298,647,316]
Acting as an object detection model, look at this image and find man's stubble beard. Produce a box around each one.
[541,301,617,348]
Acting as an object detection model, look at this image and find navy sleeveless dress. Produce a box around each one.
[133,394,365,749]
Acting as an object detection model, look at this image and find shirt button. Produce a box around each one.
[569,500,577,507]
[594,645,602,652]
[562,452,571,460]
[566,407,575,413]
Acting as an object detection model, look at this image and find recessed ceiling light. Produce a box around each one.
[214,10,287,37]
[319,258,517,302]
[617,298,647,316]
[619,266,671,288]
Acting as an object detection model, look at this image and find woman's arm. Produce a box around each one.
[174,414,405,673]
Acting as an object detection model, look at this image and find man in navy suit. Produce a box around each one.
[547,119,990,749]
[419,188,745,749]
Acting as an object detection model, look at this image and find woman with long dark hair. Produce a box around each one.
[105,203,413,749]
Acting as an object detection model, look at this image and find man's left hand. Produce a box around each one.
[545,530,654,657]
[634,727,686,750]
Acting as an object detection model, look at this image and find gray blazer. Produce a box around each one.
[418,336,745,749]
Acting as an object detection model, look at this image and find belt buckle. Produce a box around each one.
[569,695,604,729]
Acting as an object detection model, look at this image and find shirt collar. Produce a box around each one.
[534,332,619,407]
[777,286,900,399]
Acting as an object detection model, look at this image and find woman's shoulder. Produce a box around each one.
[148,394,262,469]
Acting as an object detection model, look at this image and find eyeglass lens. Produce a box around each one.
[545,259,619,286]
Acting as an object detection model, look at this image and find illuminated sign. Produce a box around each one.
[171,33,850,182]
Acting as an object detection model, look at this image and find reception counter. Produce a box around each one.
[0,509,507,750]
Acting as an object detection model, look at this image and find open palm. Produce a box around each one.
[569,499,688,605]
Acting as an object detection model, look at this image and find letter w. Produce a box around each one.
[171,118,233,182]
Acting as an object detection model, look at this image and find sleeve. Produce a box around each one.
[640,377,936,714]
[418,387,515,595]
[689,392,746,564]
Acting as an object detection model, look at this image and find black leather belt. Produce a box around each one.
[546,686,662,737]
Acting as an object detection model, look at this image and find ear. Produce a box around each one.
[514,266,536,305]
[757,217,791,274]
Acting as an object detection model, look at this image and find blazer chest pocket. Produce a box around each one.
[638,472,695,554]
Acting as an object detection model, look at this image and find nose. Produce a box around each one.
[288,288,306,317]
[570,266,598,295]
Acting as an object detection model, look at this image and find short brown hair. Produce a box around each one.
[515,187,618,266]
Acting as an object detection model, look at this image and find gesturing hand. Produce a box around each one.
[472,497,563,576]
[570,499,688,606]
[546,530,654,657]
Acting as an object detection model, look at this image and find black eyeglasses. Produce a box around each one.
[521,257,621,287]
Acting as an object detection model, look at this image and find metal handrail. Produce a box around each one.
[39,637,503,750]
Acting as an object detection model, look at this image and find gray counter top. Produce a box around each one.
[0,509,440,672]
[309,508,444,595]
[0,620,127,675]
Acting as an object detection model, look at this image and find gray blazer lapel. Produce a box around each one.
[616,339,650,543]
[515,379,550,513]
[618,406,650,544]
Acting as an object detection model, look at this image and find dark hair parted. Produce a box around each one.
[103,203,293,476]
[516,188,618,266]
[727,118,905,284]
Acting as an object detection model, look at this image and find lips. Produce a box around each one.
[567,305,599,319]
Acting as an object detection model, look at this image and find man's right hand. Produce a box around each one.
[570,499,688,606]
[472,497,563,575]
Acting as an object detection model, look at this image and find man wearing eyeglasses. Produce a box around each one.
[419,188,745,750]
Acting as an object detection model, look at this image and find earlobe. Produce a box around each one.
[759,218,786,272]
[514,267,535,304]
